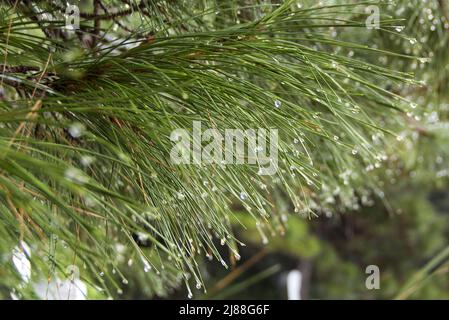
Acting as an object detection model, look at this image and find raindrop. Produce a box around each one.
[144,265,151,273]
[239,192,248,200]
[220,259,228,267]
[418,57,431,63]
[274,100,282,108]
[65,167,88,184]
[68,122,85,138]
[80,155,95,167]
[176,192,186,200]
[351,107,360,114]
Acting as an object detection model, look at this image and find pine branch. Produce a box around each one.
[0,0,438,299]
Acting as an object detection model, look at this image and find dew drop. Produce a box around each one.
[220,259,228,268]
[68,122,85,138]
[176,192,186,200]
[64,167,89,184]
[418,57,431,63]
[80,155,95,167]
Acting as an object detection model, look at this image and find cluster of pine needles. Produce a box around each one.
[0,0,432,298]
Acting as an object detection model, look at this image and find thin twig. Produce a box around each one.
[207,249,267,296]
[92,0,101,49]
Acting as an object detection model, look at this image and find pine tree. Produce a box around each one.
[0,0,444,299]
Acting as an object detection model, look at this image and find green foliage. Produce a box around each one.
[0,0,447,299]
